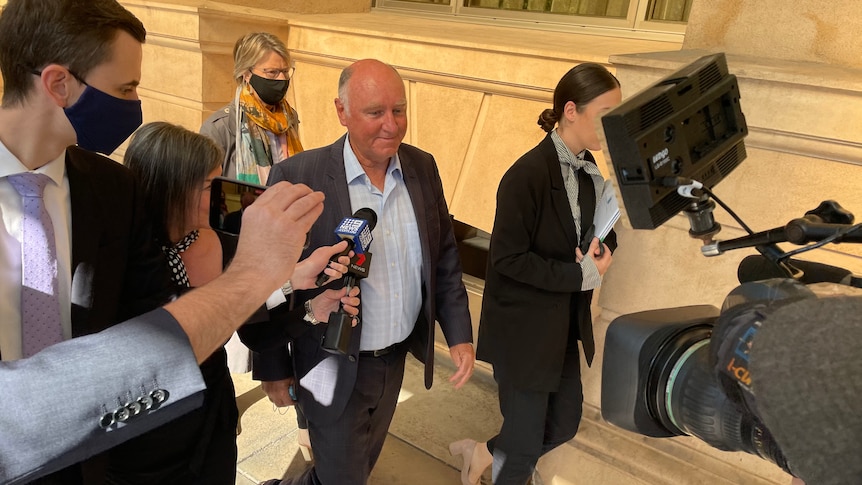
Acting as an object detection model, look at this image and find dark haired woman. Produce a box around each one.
[116,122,357,483]
[449,63,621,485]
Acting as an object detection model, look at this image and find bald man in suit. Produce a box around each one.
[256,59,475,484]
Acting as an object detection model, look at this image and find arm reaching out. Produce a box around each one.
[166,181,324,363]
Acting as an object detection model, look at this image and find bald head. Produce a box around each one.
[240,191,257,209]
[334,59,408,167]
[337,59,403,113]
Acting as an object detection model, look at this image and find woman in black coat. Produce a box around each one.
[450,63,621,485]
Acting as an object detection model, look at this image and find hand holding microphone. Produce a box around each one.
[315,208,378,287]
[289,241,353,290]
[320,208,377,354]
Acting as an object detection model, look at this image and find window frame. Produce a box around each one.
[374,0,688,38]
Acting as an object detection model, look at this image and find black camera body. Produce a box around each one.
[599,278,855,474]
[598,51,862,483]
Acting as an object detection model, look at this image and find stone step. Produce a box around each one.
[233,348,792,485]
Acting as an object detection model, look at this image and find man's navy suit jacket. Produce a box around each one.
[254,135,472,424]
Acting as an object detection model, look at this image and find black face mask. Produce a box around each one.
[249,73,289,106]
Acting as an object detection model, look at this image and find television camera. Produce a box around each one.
[599,52,862,482]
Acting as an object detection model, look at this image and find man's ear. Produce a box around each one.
[334,97,348,128]
[39,65,79,108]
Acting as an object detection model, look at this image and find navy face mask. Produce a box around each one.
[64,83,143,155]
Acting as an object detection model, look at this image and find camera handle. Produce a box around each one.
[702,202,862,255]
[664,179,860,280]
[698,199,862,282]
[671,178,791,269]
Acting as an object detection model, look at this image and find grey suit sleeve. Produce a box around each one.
[0,308,205,485]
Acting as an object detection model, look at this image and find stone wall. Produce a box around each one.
[683,0,862,68]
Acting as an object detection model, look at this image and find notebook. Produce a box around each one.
[594,179,621,241]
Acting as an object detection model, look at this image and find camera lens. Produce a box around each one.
[645,324,711,434]
[602,302,790,475]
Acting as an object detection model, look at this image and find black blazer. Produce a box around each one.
[66,146,174,335]
[254,135,472,425]
[476,134,617,392]
[41,147,176,481]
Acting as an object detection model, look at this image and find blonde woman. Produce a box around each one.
[200,32,315,458]
[201,32,302,184]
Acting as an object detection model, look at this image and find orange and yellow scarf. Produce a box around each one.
[235,84,303,184]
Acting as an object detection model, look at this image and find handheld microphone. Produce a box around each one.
[346,252,372,280]
[315,208,378,287]
[321,251,373,355]
[321,223,375,355]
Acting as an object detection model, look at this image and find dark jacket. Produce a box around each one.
[476,134,618,392]
[253,135,473,425]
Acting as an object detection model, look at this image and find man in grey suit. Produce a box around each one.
[0,0,326,481]
[256,59,476,484]
[0,181,325,484]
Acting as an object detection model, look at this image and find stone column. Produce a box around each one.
[683,0,862,68]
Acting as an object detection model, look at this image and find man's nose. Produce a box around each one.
[381,112,398,132]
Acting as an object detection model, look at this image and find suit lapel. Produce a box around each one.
[65,148,102,327]
[325,136,354,218]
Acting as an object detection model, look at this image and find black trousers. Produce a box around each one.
[272,345,408,485]
[487,340,583,485]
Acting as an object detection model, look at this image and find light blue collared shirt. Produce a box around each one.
[343,136,423,351]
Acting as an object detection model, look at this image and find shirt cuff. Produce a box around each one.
[265,289,287,310]
[580,257,603,291]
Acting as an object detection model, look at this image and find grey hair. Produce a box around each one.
[124,122,223,243]
[337,64,354,112]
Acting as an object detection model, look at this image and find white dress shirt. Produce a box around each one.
[0,141,73,360]
[343,136,423,351]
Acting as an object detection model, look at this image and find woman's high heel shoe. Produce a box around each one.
[449,439,492,485]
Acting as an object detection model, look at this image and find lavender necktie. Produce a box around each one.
[8,172,63,357]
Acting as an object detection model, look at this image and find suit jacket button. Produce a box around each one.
[99,413,115,428]
[348,355,356,362]
[114,406,131,422]
[150,389,168,404]
[126,400,142,417]
[138,395,154,410]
